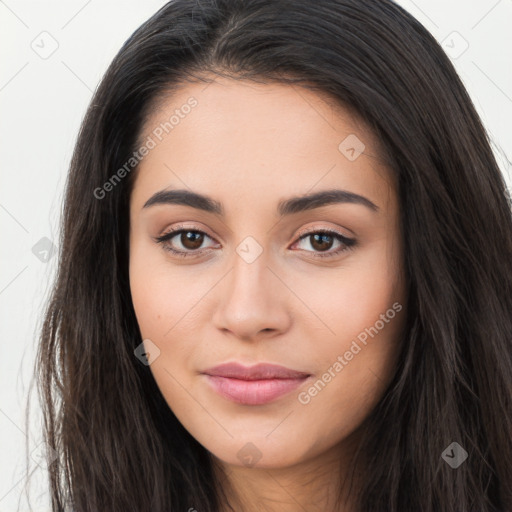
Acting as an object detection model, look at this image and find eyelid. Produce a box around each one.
[155,222,215,241]
[153,223,218,248]
[293,224,354,241]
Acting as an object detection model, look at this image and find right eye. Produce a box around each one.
[154,225,219,258]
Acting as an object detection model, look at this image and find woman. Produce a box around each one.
[34,0,512,510]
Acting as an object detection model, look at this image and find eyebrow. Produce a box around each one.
[142,188,379,215]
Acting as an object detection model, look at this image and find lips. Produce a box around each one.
[202,362,312,405]
[203,362,310,380]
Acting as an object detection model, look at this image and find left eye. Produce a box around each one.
[292,230,356,257]
[154,227,356,259]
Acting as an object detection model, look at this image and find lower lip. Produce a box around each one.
[204,375,310,405]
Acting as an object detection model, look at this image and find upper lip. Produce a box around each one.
[202,362,311,380]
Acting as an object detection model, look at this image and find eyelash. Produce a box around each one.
[154,224,357,260]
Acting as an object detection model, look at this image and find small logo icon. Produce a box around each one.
[236,236,263,264]
[237,442,263,467]
[441,441,468,468]
[338,134,365,161]
[31,31,59,60]
[441,31,469,59]
[134,339,161,366]
[32,237,57,263]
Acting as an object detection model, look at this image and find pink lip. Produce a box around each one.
[202,363,311,405]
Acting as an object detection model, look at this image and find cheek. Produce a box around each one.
[293,240,405,417]
[290,238,404,349]
[293,288,404,457]
[129,236,178,344]
[129,250,200,419]
[129,263,166,340]
[128,240,211,382]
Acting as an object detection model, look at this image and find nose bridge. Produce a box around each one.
[228,239,276,307]
[212,236,290,337]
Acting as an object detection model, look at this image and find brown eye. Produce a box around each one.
[154,227,217,258]
[293,229,356,258]
[309,233,335,252]
[179,231,204,250]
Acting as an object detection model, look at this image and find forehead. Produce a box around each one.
[131,76,394,213]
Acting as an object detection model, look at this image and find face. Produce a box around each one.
[129,76,407,470]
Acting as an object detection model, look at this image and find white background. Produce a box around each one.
[1,0,511,510]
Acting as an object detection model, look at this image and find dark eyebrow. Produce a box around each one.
[143,189,223,214]
[142,188,379,215]
[278,189,378,215]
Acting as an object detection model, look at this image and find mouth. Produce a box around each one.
[202,362,312,405]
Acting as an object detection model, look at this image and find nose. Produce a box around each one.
[211,251,292,341]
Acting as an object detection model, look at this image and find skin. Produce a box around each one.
[129,75,407,512]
